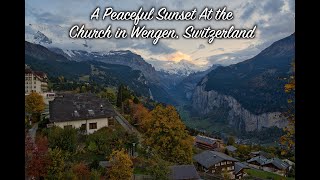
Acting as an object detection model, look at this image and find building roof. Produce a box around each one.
[247,155,269,165]
[234,162,249,174]
[226,145,237,152]
[283,159,295,166]
[193,150,239,169]
[25,68,48,81]
[250,151,272,159]
[195,135,218,145]
[169,165,201,180]
[49,93,116,123]
[263,158,289,170]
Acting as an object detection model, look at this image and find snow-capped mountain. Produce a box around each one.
[25,23,94,51]
[25,23,207,77]
[147,59,206,76]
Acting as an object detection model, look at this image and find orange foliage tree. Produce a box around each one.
[72,162,90,180]
[25,134,50,179]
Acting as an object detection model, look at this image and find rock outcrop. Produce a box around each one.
[192,77,287,132]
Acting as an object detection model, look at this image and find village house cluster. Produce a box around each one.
[25,66,293,180]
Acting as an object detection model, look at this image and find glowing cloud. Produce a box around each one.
[166,51,192,62]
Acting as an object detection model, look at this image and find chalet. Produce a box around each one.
[226,145,237,153]
[247,155,269,169]
[249,151,272,159]
[193,150,239,179]
[262,158,289,176]
[168,165,201,180]
[49,93,116,134]
[234,162,249,179]
[195,135,221,150]
[247,156,289,176]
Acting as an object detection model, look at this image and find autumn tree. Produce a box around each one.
[25,92,45,122]
[227,136,235,145]
[86,126,138,156]
[25,135,50,179]
[108,149,133,180]
[72,162,90,180]
[144,105,193,164]
[129,102,152,132]
[48,126,77,152]
[280,61,295,155]
[47,148,66,179]
[147,156,170,180]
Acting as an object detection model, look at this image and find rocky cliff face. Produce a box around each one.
[192,77,288,132]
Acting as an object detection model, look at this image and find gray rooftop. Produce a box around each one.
[247,155,269,165]
[226,145,237,152]
[250,151,273,158]
[193,150,239,169]
[49,93,116,122]
[234,162,249,174]
[169,165,201,180]
[195,135,218,145]
[264,158,289,170]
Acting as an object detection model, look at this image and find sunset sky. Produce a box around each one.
[25,0,295,70]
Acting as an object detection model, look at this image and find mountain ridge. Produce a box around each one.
[190,33,295,132]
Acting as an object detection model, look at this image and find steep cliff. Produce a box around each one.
[192,78,287,132]
[191,33,294,132]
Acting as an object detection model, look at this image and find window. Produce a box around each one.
[80,124,86,131]
[34,86,36,88]
[89,123,97,129]
[64,125,72,129]
[34,82,36,84]
[221,162,226,165]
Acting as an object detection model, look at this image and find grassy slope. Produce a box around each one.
[245,169,294,180]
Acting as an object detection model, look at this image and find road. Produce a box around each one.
[114,110,140,135]
[113,110,143,144]
[28,122,38,143]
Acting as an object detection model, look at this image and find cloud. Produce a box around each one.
[207,47,260,66]
[198,44,205,50]
[28,8,69,25]
[262,0,285,14]
[25,0,295,71]
[132,41,177,55]
[240,3,256,20]
[257,12,294,41]
[288,0,295,11]
[210,48,225,52]
[165,51,192,62]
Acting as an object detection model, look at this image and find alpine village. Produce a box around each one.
[25,33,295,180]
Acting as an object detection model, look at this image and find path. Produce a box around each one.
[28,122,38,143]
[114,109,143,144]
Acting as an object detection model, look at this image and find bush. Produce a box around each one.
[90,169,101,180]
[48,126,77,152]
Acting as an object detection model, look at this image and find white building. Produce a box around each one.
[49,93,116,134]
[25,66,48,94]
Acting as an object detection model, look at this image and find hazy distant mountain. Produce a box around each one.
[147,59,205,76]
